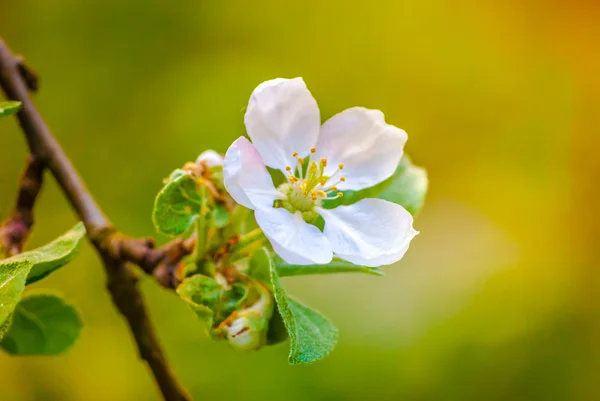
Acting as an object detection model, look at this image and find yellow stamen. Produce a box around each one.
[337,192,344,197]
[283,149,349,205]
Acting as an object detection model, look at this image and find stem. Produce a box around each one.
[228,229,267,263]
[194,188,208,263]
[237,228,263,246]
[0,39,190,401]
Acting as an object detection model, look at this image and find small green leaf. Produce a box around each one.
[0,101,22,118]
[248,247,273,284]
[153,169,204,236]
[323,155,428,216]
[0,293,82,355]
[176,274,221,323]
[215,283,249,324]
[0,223,85,330]
[177,274,252,330]
[0,260,32,328]
[0,314,13,341]
[269,259,338,364]
[377,156,428,216]
[274,255,383,277]
[20,222,86,285]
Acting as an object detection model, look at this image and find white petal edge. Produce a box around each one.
[255,207,333,265]
[314,107,407,191]
[196,150,223,167]
[316,198,418,267]
[223,137,283,210]
[244,78,321,172]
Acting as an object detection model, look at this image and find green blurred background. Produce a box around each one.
[1,1,598,400]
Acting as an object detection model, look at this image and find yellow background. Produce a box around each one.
[1,1,599,400]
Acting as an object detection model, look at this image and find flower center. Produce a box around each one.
[275,147,345,220]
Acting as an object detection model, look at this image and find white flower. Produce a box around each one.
[223,78,418,267]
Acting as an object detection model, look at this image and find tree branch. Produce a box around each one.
[0,39,191,401]
[0,154,44,256]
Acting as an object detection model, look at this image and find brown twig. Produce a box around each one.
[0,39,190,401]
[0,154,44,256]
[107,235,194,288]
[15,56,39,93]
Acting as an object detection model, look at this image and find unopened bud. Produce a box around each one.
[224,315,264,351]
[196,150,223,168]
[220,279,273,351]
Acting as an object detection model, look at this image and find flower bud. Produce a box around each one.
[223,314,264,351]
[196,150,223,168]
[219,279,273,351]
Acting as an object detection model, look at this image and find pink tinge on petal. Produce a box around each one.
[223,137,282,210]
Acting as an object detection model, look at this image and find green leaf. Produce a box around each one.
[0,293,82,355]
[323,155,428,216]
[0,101,22,118]
[265,306,288,346]
[377,156,428,216]
[269,259,338,364]
[274,255,383,277]
[215,283,249,325]
[177,274,253,330]
[248,247,273,284]
[0,314,13,341]
[176,274,221,323]
[0,260,32,328]
[153,169,204,236]
[18,222,86,285]
[0,223,85,330]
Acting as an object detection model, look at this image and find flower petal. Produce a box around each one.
[196,150,223,168]
[255,207,333,265]
[244,78,321,171]
[316,198,417,267]
[223,137,282,210]
[314,107,407,191]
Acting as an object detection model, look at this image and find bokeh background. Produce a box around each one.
[1,1,599,400]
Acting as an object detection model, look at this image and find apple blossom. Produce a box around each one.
[223,78,418,267]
